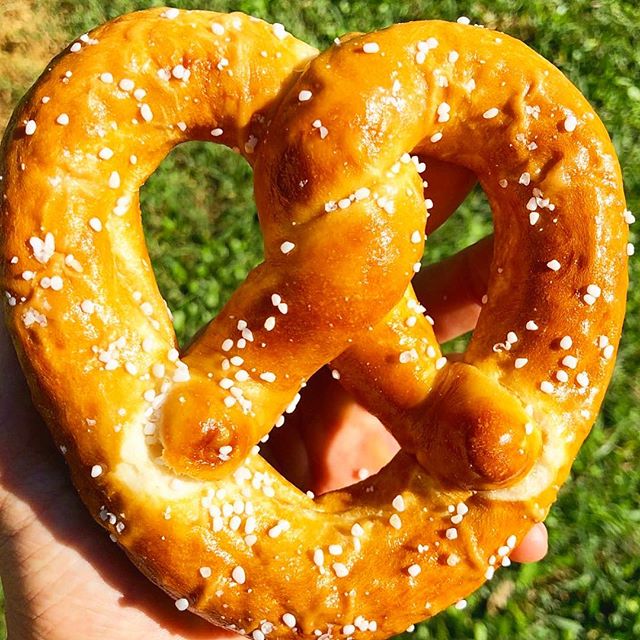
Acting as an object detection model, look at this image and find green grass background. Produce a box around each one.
[1,0,638,638]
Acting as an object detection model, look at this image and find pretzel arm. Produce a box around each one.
[257,22,627,498]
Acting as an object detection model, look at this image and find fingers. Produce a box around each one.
[0,308,54,464]
[421,157,477,234]
[413,235,494,343]
[295,376,399,495]
[413,232,548,565]
[510,522,548,563]
[262,368,399,495]
[413,158,489,344]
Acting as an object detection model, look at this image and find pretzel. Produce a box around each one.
[0,8,629,638]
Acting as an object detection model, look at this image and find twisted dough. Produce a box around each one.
[0,8,628,638]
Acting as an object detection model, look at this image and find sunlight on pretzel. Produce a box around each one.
[0,8,629,638]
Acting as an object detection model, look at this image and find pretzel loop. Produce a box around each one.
[256,22,628,494]
[0,9,628,639]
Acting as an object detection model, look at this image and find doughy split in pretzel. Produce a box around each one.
[0,8,628,638]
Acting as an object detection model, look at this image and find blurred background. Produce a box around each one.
[1,0,638,638]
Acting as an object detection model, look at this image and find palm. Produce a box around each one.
[0,321,236,639]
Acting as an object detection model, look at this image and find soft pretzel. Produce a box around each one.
[0,8,629,639]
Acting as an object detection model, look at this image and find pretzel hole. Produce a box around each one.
[427,194,490,352]
[141,141,260,347]
[262,368,403,494]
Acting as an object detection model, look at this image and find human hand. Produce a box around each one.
[266,233,548,564]
[0,312,239,640]
[0,165,545,640]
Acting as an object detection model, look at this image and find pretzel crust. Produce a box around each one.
[0,8,628,639]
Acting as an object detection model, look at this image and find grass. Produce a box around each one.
[1,0,639,638]
[0,0,67,126]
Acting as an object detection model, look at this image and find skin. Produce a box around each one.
[0,237,547,640]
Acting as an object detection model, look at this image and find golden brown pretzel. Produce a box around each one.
[0,7,629,638]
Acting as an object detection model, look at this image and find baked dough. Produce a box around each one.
[0,8,628,638]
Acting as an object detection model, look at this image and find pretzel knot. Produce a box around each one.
[0,8,628,638]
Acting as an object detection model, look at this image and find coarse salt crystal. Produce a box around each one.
[175,598,189,611]
[282,613,296,628]
[91,464,103,478]
[280,241,295,254]
[140,104,153,122]
[546,259,561,271]
[231,566,246,584]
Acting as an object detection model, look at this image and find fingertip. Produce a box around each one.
[510,522,548,563]
[421,159,476,233]
[412,235,493,343]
